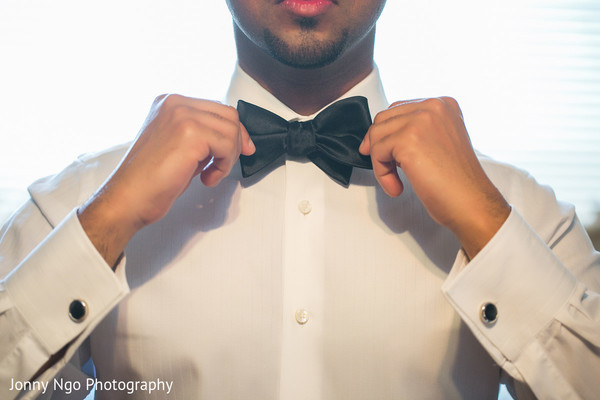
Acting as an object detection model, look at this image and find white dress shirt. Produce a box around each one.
[1,64,599,400]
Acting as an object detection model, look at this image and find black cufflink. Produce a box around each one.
[69,299,88,322]
[480,302,498,325]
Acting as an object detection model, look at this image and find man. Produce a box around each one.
[1,0,598,399]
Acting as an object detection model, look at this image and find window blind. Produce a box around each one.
[376,0,600,227]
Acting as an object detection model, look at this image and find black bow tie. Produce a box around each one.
[237,96,373,186]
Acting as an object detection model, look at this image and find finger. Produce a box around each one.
[197,126,243,187]
[192,105,254,157]
[372,158,404,197]
[359,126,371,155]
[375,97,455,125]
[200,150,238,187]
[369,136,406,197]
[194,157,213,177]
[185,103,255,158]
[388,98,426,109]
[152,93,170,106]
[372,99,425,124]
[182,108,241,141]
[185,97,240,122]
[200,160,228,187]
[361,112,413,157]
[438,96,463,119]
[239,123,255,156]
[160,94,241,126]
[361,116,405,155]
[365,112,414,154]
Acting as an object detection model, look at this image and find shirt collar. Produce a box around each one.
[225,63,389,121]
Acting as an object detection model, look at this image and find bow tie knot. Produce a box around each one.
[237,96,373,185]
[286,120,316,157]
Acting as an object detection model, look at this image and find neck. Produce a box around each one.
[234,27,375,116]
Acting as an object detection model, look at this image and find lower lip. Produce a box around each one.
[280,0,334,18]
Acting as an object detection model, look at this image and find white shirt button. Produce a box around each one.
[295,309,309,325]
[297,200,312,215]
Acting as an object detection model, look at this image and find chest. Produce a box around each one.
[90,163,499,399]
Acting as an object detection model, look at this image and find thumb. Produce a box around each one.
[359,127,372,155]
[240,123,256,156]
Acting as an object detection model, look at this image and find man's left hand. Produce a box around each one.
[359,97,511,259]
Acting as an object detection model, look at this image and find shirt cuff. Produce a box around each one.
[4,208,129,355]
[441,207,577,363]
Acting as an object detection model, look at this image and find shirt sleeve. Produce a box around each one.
[0,201,129,400]
[442,204,600,399]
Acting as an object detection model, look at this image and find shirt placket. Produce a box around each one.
[279,158,326,400]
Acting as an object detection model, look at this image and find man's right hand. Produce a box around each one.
[77,94,255,268]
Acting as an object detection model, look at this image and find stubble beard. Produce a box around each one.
[262,18,350,69]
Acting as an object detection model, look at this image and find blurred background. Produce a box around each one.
[1,1,599,399]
